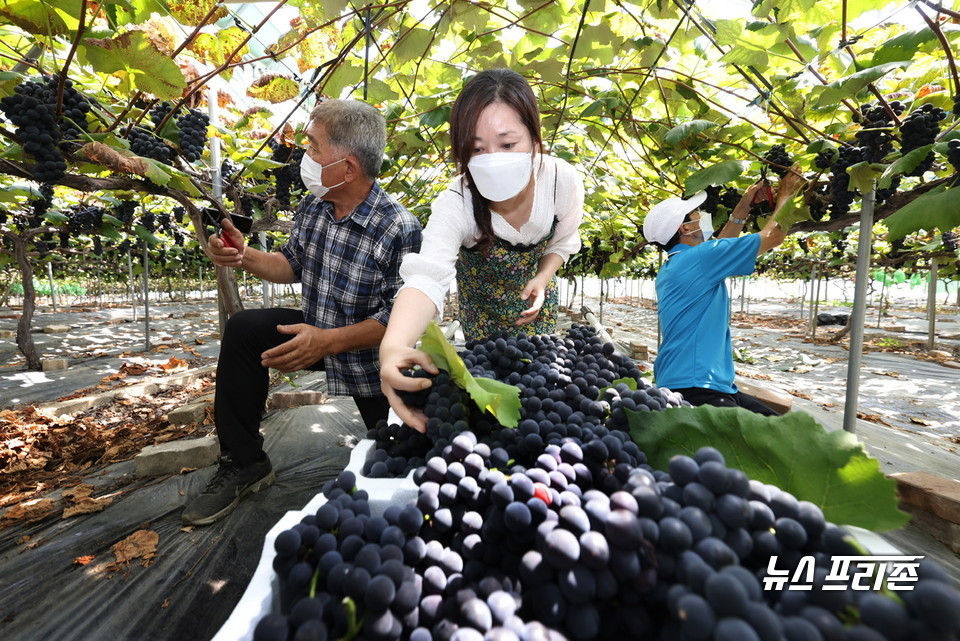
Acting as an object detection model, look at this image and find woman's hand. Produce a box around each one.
[776,164,805,207]
[516,276,549,326]
[379,344,439,433]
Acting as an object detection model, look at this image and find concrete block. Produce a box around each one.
[943,361,960,370]
[736,379,793,414]
[135,437,220,477]
[891,471,960,525]
[939,332,960,339]
[898,506,960,555]
[267,391,326,409]
[882,325,906,332]
[629,341,649,360]
[929,349,953,359]
[43,324,71,334]
[167,402,209,426]
[0,329,14,338]
[41,358,69,371]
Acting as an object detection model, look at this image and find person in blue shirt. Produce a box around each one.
[643,169,803,415]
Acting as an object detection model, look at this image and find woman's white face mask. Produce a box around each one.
[467,151,534,202]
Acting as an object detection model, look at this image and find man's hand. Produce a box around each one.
[380,344,439,433]
[516,276,548,326]
[207,216,245,268]
[261,324,336,372]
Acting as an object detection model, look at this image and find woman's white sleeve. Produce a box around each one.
[398,191,469,316]
[543,161,585,263]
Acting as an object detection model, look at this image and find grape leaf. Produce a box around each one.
[846,161,884,194]
[664,120,719,146]
[774,193,810,229]
[419,321,521,428]
[877,145,934,190]
[627,405,909,531]
[814,62,909,108]
[884,184,960,241]
[683,160,747,197]
[869,28,937,67]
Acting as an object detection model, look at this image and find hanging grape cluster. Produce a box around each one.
[66,204,106,234]
[899,104,946,176]
[762,144,792,177]
[176,108,210,162]
[128,126,175,164]
[0,76,91,182]
[943,231,958,252]
[271,140,306,210]
[827,146,865,219]
[701,185,721,215]
[854,102,901,163]
[113,200,137,226]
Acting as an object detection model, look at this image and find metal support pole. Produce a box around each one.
[808,264,819,337]
[842,190,875,434]
[46,262,57,311]
[799,276,806,319]
[877,266,887,329]
[199,266,204,301]
[127,248,137,321]
[142,242,152,351]
[927,256,938,351]
[260,231,271,308]
[740,276,747,314]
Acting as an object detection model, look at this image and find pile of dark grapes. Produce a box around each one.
[943,231,958,252]
[814,148,836,171]
[271,140,306,210]
[763,144,792,177]
[718,188,740,212]
[0,75,91,182]
[947,140,960,175]
[258,424,960,641]
[114,200,137,226]
[899,104,946,176]
[368,325,680,480]
[855,102,899,163]
[149,101,174,129]
[176,108,210,162]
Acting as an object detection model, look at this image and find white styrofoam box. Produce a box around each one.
[343,439,418,515]
[212,504,321,641]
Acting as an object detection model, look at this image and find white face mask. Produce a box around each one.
[300,154,346,199]
[682,212,714,241]
[467,151,534,202]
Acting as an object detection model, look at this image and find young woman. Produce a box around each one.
[379,68,585,431]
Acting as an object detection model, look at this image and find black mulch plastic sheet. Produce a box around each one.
[0,396,367,641]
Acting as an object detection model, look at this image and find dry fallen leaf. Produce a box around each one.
[119,363,149,376]
[73,555,96,566]
[1,499,55,523]
[909,417,933,426]
[16,535,30,545]
[62,484,94,502]
[110,529,159,567]
[63,496,114,519]
[161,357,189,372]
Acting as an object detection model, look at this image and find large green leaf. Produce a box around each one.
[664,120,719,146]
[0,0,80,35]
[391,28,433,65]
[683,160,747,196]
[869,28,937,67]
[419,321,521,428]
[627,405,909,531]
[877,145,933,190]
[884,184,960,240]
[80,31,185,100]
[814,61,909,108]
[774,193,810,229]
[846,161,883,194]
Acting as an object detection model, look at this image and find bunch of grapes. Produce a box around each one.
[140,210,156,233]
[270,140,306,210]
[899,104,946,176]
[813,148,836,171]
[172,206,186,225]
[113,200,137,226]
[701,185,722,215]
[31,183,55,223]
[855,103,897,163]
[0,76,85,182]
[176,108,210,162]
[947,140,960,174]
[66,204,106,234]
[807,185,830,223]
[828,145,865,218]
[718,188,740,212]
[149,101,175,129]
[127,126,175,164]
[943,231,958,252]
[762,144,792,177]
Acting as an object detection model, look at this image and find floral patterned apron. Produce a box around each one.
[456,219,559,342]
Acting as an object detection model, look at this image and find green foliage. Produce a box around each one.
[628,405,910,531]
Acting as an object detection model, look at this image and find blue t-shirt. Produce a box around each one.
[654,234,762,394]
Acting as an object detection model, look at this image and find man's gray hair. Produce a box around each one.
[309,100,386,180]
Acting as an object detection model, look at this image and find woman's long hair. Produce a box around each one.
[449,69,543,253]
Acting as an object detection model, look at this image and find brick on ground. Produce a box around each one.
[43,324,71,334]
[135,437,220,477]
[267,390,327,409]
[41,359,68,371]
[891,471,960,554]
[167,401,209,426]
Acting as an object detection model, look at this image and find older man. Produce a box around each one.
[643,170,802,415]
[183,100,422,525]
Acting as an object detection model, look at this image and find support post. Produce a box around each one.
[927,256,938,351]
[808,264,819,337]
[47,262,57,311]
[842,189,875,434]
[127,247,137,322]
[142,242,151,351]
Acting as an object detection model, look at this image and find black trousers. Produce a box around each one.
[671,386,781,417]
[215,308,390,467]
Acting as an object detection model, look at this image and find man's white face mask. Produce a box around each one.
[300,154,346,199]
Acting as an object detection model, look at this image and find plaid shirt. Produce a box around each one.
[281,183,422,396]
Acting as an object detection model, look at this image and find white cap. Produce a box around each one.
[643,191,708,245]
